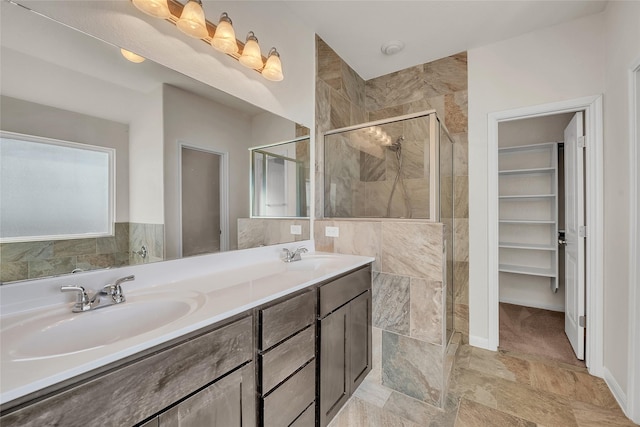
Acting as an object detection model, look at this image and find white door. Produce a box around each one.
[564,112,586,360]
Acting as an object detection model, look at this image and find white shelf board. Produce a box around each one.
[499,167,555,175]
[498,142,557,153]
[499,194,555,200]
[499,219,555,224]
[499,242,556,251]
[498,264,556,277]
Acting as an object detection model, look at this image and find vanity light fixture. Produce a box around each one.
[129,0,284,82]
[211,12,238,55]
[176,0,208,39]
[132,0,171,19]
[120,48,146,63]
[239,31,263,70]
[262,48,284,82]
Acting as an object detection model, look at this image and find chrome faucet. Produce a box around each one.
[281,246,308,263]
[61,275,135,312]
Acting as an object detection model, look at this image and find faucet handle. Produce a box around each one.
[60,286,92,312]
[115,275,135,287]
[281,248,293,262]
[103,275,134,304]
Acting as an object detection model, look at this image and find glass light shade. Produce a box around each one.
[120,48,146,63]
[262,48,284,82]
[132,0,171,19]
[176,0,208,39]
[239,32,263,70]
[211,13,238,55]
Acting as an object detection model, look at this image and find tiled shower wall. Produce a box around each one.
[324,115,430,218]
[315,219,448,407]
[315,36,469,340]
[314,36,469,407]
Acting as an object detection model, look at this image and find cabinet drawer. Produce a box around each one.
[0,316,253,427]
[319,266,371,317]
[263,360,316,427]
[260,290,315,350]
[290,402,315,427]
[261,325,315,393]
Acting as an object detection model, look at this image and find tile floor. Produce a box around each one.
[328,340,637,426]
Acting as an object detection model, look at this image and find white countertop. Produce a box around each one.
[0,243,373,405]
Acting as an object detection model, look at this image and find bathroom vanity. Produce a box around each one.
[0,248,372,427]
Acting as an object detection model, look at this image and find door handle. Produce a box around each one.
[558,231,567,246]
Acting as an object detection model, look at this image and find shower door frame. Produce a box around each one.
[322,110,441,221]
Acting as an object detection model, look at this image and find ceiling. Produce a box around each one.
[279,0,608,80]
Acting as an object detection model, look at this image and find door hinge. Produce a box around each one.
[579,315,586,328]
[579,226,587,238]
[578,136,586,149]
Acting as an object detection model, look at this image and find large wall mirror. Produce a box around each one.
[0,1,310,284]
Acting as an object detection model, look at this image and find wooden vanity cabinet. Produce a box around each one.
[0,315,255,427]
[317,266,372,427]
[1,262,374,427]
[258,289,317,427]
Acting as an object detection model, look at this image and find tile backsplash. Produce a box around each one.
[0,222,165,283]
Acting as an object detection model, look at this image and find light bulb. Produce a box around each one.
[120,48,146,63]
[262,48,283,81]
[239,32,263,70]
[176,0,208,39]
[132,0,171,19]
[211,12,238,55]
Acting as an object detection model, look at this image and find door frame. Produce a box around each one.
[627,57,640,423]
[487,95,604,377]
[177,142,230,255]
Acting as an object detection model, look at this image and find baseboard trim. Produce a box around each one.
[499,298,565,313]
[469,335,493,351]
[603,367,629,416]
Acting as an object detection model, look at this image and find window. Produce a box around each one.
[0,132,114,242]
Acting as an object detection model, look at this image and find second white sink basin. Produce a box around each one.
[285,254,350,272]
[3,291,205,361]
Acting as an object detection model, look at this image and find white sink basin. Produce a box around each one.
[285,254,350,272]
[3,291,205,361]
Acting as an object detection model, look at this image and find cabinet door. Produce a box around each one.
[158,363,255,427]
[349,290,372,394]
[319,304,350,427]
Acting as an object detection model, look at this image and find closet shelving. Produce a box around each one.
[498,142,559,291]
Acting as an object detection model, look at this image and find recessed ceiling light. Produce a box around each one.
[381,40,405,56]
[120,48,145,63]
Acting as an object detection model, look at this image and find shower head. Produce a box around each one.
[387,136,404,152]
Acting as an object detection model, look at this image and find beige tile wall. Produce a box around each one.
[237,218,310,249]
[315,36,470,409]
[315,219,447,407]
[0,223,131,282]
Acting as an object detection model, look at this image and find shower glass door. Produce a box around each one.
[323,112,435,219]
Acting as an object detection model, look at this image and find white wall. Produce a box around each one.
[470,2,640,411]
[163,84,254,257]
[468,12,605,347]
[19,0,315,128]
[129,87,164,224]
[602,0,640,408]
[251,112,297,149]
